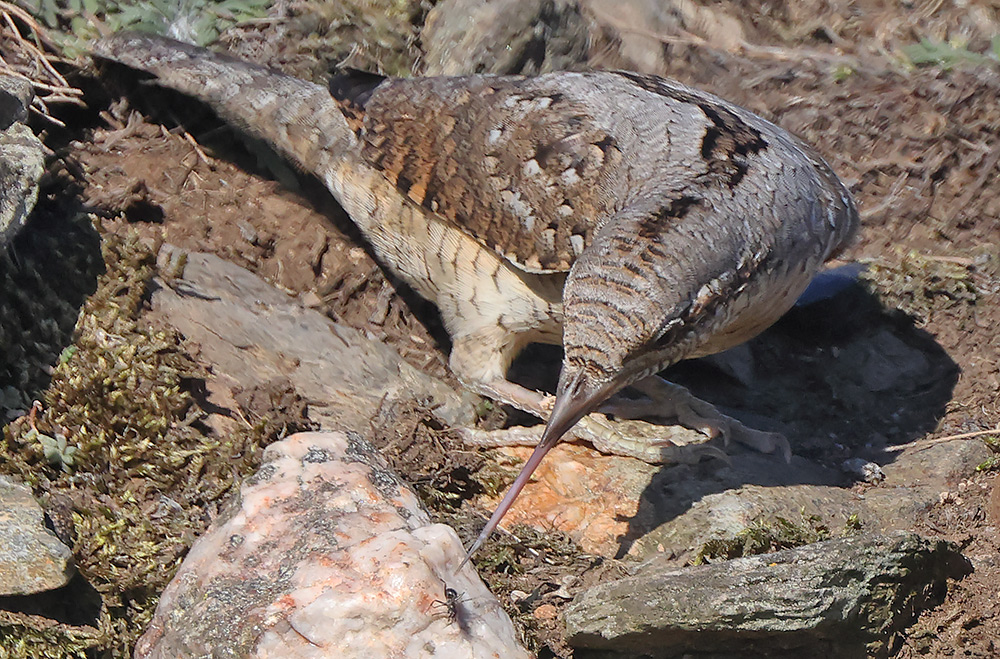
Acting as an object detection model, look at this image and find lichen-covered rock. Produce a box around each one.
[135,431,530,659]
[0,77,31,130]
[565,532,970,658]
[583,0,745,73]
[0,475,74,596]
[421,0,589,75]
[0,76,45,248]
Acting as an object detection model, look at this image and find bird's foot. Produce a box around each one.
[455,413,728,464]
[574,413,732,464]
[457,376,789,465]
[604,376,791,462]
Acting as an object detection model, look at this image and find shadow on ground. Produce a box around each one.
[613,280,958,557]
[0,186,104,421]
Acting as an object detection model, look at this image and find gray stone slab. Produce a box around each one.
[0,475,74,596]
[150,249,477,432]
[566,532,970,658]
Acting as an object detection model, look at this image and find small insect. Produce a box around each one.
[431,584,494,635]
[432,586,462,623]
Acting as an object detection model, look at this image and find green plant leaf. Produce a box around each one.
[903,38,991,70]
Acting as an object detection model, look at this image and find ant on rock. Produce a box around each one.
[432,586,461,623]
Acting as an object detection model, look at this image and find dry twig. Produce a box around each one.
[885,426,1000,453]
[0,1,85,125]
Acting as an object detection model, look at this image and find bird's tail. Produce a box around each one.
[92,32,356,177]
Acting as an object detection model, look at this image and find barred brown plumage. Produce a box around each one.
[92,32,859,571]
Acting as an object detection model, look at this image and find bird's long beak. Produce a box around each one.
[457,373,613,572]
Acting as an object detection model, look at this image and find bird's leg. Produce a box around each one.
[465,375,554,419]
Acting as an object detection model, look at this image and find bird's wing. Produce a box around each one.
[330,71,624,274]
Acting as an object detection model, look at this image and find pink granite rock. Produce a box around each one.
[135,431,530,659]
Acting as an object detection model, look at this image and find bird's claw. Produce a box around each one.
[729,425,792,463]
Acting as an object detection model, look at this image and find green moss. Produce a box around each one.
[976,434,1000,472]
[693,511,835,564]
[0,618,102,658]
[0,220,311,657]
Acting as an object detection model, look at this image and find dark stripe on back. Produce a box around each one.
[614,71,768,188]
[637,195,700,239]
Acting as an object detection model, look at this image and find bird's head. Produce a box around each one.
[457,259,680,571]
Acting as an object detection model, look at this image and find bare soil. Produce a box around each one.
[4,0,999,656]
